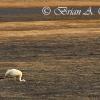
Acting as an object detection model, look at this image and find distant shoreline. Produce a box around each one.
[0,7,100,22]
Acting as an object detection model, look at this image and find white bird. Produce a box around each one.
[5,69,26,82]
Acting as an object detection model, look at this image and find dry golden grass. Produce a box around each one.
[0,1,100,8]
[0,20,99,99]
[0,20,100,39]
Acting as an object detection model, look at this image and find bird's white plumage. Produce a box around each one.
[5,69,25,82]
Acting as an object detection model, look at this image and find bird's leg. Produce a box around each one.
[14,76,17,81]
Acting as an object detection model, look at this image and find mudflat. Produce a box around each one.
[0,20,100,100]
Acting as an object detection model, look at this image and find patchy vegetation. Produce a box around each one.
[0,20,100,99]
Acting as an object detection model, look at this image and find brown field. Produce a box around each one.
[0,19,100,100]
[0,1,100,100]
[0,0,100,8]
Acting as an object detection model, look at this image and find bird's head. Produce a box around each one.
[21,79,26,82]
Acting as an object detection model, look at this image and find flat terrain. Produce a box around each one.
[0,0,100,8]
[0,20,100,100]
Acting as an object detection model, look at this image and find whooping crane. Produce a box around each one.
[5,69,26,82]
